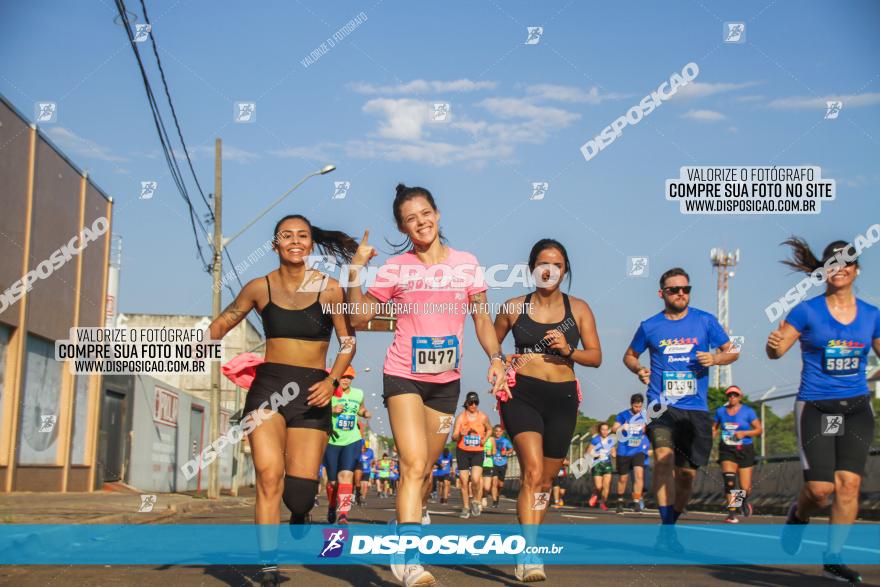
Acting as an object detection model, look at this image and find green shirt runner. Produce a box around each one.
[329,386,364,446]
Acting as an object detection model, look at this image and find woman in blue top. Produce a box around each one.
[712,385,761,524]
[767,237,880,584]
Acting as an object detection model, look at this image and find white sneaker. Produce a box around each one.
[402,563,435,586]
[514,562,546,582]
[421,507,431,525]
[481,497,488,508]
[459,507,470,519]
[390,551,406,581]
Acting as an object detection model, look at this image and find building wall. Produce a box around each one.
[0,95,112,492]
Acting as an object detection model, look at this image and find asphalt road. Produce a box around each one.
[1,490,877,586]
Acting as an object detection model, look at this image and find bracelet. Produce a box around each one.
[562,344,574,358]
[490,352,505,363]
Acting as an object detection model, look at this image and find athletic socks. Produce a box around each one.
[659,505,676,524]
[399,523,422,566]
[337,483,354,514]
[326,483,338,509]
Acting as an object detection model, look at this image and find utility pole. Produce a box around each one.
[710,248,739,390]
[208,138,222,499]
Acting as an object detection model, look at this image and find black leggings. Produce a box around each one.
[500,373,578,459]
[796,395,874,483]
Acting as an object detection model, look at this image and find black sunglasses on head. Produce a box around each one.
[663,286,692,295]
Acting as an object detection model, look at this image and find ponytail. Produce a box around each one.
[272,214,357,263]
[781,237,856,274]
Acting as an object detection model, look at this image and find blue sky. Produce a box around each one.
[2,0,878,436]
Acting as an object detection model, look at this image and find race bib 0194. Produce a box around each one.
[412,335,460,374]
[663,371,697,397]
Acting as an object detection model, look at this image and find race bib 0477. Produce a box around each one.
[412,335,460,374]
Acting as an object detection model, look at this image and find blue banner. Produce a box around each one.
[0,524,877,565]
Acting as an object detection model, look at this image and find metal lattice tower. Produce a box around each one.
[710,248,739,389]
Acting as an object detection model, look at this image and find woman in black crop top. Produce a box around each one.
[493,238,601,582]
[206,214,357,586]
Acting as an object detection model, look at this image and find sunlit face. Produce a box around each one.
[659,274,690,312]
[398,196,440,247]
[273,218,313,264]
[826,261,858,290]
[466,400,479,413]
[340,377,352,390]
[599,424,610,438]
[631,401,643,413]
[727,393,741,406]
[532,247,566,291]
[494,427,503,438]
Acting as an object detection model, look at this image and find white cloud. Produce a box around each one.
[269,143,338,162]
[525,84,629,104]
[44,127,128,162]
[766,92,880,109]
[733,94,764,103]
[672,81,759,100]
[681,109,726,122]
[349,79,497,95]
[362,98,431,140]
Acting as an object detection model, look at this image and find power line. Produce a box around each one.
[114,0,211,271]
[137,0,213,219]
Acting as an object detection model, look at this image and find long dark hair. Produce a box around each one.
[780,237,857,274]
[528,238,572,290]
[272,214,357,263]
[389,183,448,254]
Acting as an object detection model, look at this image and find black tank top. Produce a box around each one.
[260,274,333,341]
[512,292,581,356]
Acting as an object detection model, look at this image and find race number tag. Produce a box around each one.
[412,335,460,374]
[336,413,355,430]
[627,423,644,447]
[722,423,742,446]
[823,346,864,376]
[463,434,481,447]
[662,371,697,398]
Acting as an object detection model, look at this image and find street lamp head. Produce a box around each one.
[319,165,336,175]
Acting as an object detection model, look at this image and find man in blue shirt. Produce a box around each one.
[712,385,761,523]
[611,393,650,513]
[431,448,453,504]
[490,425,513,508]
[623,267,738,544]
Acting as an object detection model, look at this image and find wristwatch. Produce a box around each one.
[327,376,339,388]
[562,344,574,358]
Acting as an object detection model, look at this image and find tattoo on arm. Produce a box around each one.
[220,301,246,328]
[338,336,356,354]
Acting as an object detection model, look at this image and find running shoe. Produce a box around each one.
[258,569,280,587]
[781,502,808,555]
[823,559,862,583]
[493,500,500,509]
[557,499,564,507]
[633,500,644,513]
[741,502,753,518]
[402,563,436,586]
[724,512,739,524]
[515,554,547,582]
[481,497,488,508]
[638,499,645,512]
[616,501,624,514]
[313,496,319,508]
[422,507,431,525]
[551,502,562,509]
[599,502,608,511]
[459,507,470,519]
[337,514,349,525]
[588,494,598,508]
[654,525,684,555]
[327,507,337,524]
[470,501,480,517]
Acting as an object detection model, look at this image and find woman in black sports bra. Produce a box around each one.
[493,238,601,582]
[206,214,357,586]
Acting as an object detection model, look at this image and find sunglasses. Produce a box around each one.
[465,400,478,406]
[663,286,692,295]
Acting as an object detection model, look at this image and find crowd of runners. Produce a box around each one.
[205,184,879,586]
